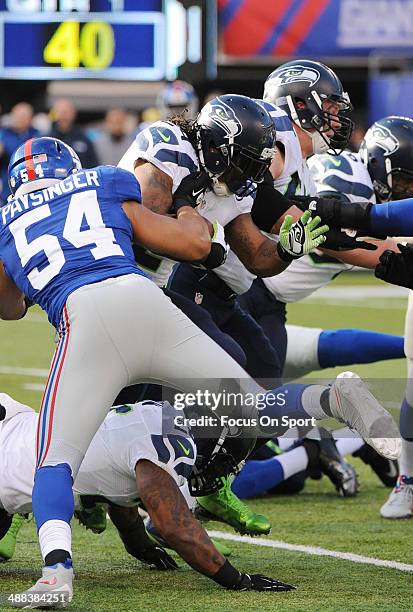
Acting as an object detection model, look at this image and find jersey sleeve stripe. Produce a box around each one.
[320,174,374,200]
[154,149,198,174]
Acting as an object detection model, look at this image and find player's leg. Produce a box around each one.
[381,290,413,518]
[284,325,405,379]
[238,278,288,376]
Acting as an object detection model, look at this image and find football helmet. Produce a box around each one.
[186,404,255,496]
[156,79,199,120]
[263,59,353,155]
[195,94,276,197]
[8,137,81,196]
[359,116,413,201]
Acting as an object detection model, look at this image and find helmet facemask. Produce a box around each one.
[288,91,353,155]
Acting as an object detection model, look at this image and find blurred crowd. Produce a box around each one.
[0,80,366,204]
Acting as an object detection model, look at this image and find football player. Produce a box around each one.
[0,393,293,592]
[238,60,401,374]
[2,135,395,607]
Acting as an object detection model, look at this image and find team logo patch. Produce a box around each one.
[203,99,243,140]
[268,66,320,88]
[366,124,400,156]
[195,292,203,305]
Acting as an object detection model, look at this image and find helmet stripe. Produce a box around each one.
[23,138,37,180]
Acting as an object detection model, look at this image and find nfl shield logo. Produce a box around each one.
[195,292,203,305]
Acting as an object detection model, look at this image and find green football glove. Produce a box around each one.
[277,210,329,261]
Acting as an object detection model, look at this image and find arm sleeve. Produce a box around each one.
[370,199,413,236]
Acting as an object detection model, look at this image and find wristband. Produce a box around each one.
[276,241,294,263]
[211,560,242,588]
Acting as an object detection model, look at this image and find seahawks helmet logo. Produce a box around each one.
[269,66,320,88]
[204,99,243,141]
[366,124,399,156]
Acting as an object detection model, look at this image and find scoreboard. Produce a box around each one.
[0,0,215,80]
[1,12,164,79]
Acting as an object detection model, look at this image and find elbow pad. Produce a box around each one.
[203,222,229,269]
[251,173,292,232]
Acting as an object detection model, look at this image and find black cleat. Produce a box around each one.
[353,443,398,487]
[302,430,359,497]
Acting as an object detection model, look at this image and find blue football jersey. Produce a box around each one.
[0,166,147,327]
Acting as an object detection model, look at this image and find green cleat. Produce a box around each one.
[0,514,25,561]
[75,501,108,534]
[195,476,271,536]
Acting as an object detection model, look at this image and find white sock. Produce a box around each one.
[335,437,364,456]
[399,439,413,477]
[278,427,299,450]
[301,385,329,420]
[276,446,308,480]
[38,520,72,563]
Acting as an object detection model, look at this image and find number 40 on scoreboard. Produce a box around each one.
[0,11,165,79]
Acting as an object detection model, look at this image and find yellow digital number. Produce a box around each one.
[43,21,80,69]
[80,22,115,69]
[43,21,115,70]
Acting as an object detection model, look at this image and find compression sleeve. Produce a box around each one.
[370,198,413,236]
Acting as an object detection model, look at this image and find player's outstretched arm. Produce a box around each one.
[136,460,294,592]
[108,505,178,571]
[0,262,26,320]
[123,200,211,263]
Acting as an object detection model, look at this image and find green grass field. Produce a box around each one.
[1,271,412,611]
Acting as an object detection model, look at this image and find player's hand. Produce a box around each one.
[232,573,295,592]
[277,210,329,261]
[289,195,376,234]
[134,544,179,570]
[322,228,378,251]
[375,243,413,289]
[202,221,229,269]
[170,171,212,213]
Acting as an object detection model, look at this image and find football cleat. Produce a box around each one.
[380,475,413,519]
[302,433,359,497]
[10,560,73,609]
[0,513,25,561]
[353,443,398,487]
[329,372,401,460]
[75,499,107,534]
[195,476,271,536]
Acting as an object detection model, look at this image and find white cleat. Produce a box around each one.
[380,476,413,519]
[329,372,401,461]
[10,562,73,609]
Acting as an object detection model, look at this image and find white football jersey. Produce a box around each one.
[263,151,375,303]
[0,399,196,514]
[118,121,253,288]
[215,102,318,296]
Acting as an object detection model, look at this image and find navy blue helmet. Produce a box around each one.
[195,94,276,197]
[264,59,353,155]
[359,116,413,202]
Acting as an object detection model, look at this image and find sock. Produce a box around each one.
[232,457,285,499]
[39,521,72,563]
[261,383,329,430]
[335,437,364,456]
[301,385,330,420]
[276,446,308,479]
[318,329,404,369]
[33,464,74,563]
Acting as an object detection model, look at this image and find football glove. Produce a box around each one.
[277,210,329,261]
[322,228,377,251]
[202,221,228,269]
[170,171,212,213]
[375,243,413,289]
[290,195,380,235]
[232,573,295,592]
[133,544,179,571]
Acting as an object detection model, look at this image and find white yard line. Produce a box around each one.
[0,366,48,377]
[208,530,413,573]
[23,383,45,391]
